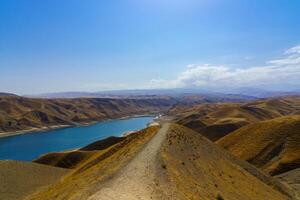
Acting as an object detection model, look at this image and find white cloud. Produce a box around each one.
[148,45,300,90]
[284,45,300,55]
[268,45,300,65]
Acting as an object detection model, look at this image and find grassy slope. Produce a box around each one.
[0,160,69,200]
[217,115,300,176]
[157,124,292,200]
[27,126,159,200]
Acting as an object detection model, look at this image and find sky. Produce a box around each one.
[0,0,300,95]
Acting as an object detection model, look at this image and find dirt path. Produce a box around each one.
[88,123,170,200]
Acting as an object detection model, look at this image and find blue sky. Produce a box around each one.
[1,0,300,94]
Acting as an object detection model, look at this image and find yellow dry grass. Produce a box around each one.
[217,115,300,176]
[159,124,292,200]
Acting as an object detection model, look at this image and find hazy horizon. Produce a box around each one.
[1,0,300,94]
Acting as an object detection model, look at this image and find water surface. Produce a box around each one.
[0,116,153,161]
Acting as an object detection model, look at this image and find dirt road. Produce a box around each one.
[88,123,170,200]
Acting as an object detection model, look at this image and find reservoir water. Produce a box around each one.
[0,116,153,161]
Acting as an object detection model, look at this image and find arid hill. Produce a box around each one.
[217,115,300,176]
[170,96,300,141]
[25,124,294,200]
[0,96,175,135]
[34,136,126,169]
[0,160,69,200]
[1,95,300,199]
[0,93,257,136]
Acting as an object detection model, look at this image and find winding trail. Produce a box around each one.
[88,123,170,200]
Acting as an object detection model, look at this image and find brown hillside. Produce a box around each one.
[156,124,292,200]
[0,160,69,200]
[0,96,174,135]
[170,96,300,141]
[26,124,294,200]
[217,115,300,176]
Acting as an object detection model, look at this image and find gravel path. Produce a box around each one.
[88,123,170,200]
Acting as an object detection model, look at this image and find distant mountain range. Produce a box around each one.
[0,92,19,97]
[26,88,300,99]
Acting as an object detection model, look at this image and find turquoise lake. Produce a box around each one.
[0,116,153,161]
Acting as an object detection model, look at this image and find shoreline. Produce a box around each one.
[0,114,156,139]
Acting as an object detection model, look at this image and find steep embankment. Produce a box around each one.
[27,124,293,200]
[0,96,175,135]
[217,115,300,176]
[0,160,69,200]
[34,136,125,169]
[170,96,300,141]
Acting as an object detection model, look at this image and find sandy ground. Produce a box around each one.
[88,124,170,200]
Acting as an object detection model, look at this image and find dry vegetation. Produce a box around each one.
[27,126,159,200]
[25,124,296,199]
[0,160,69,200]
[168,96,300,198]
[157,124,292,200]
[217,115,300,176]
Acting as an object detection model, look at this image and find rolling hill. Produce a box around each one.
[170,96,300,141]
[23,124,295,200]
[0,96,175,136]
[217,115,300,176]
[0,160,69,200]
[0,93,256,137]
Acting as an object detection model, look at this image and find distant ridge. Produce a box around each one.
[28,89,257,101]
[227,87,300,98]
[0,92,18,97]
[28,88,300,99]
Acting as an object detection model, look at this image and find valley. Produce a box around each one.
[0,94,299,199]
[0,95,174,136]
